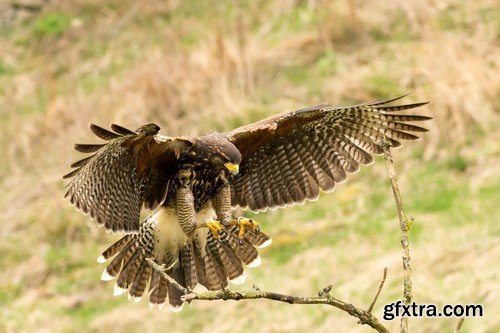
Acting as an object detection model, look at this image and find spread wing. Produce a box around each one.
[63,124,193,233]
[226,95,431,212]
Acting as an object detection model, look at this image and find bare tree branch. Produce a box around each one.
[454,318,465,333]
[382,139,413,333]
[367,267,389,314]
[147,258,390,333]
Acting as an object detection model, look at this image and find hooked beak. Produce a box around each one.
[224,162,239,175]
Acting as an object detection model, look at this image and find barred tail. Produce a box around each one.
[97,213,272,312]
[98,214,157,302]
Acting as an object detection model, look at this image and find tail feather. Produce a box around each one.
[100,215,157,295]
[192,237,209,288]
[207,244,230,288]
[203,250,226,290]
[157,276,169,309]
[167,261,185,311]
[148,269,160,302]
[98,234,134,262]
[231,226,272,248]
[207,235,244,281]
[115,248,145,290]
[129,260,152,300]
[220,242,246,283]
[98,212,272,311]
[149,270,168,308]
[223,232,260,266]
[180,243,198,289]
[103,239,138,278]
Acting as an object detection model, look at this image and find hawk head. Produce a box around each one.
[194,133,241,175]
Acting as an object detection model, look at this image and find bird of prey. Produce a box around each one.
[64,94,430,311]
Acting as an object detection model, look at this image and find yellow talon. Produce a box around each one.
[205,219,223,239]
[237,217,260,239]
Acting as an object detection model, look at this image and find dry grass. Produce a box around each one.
[0,0,498,332]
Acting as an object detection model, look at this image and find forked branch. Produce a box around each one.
[147,258,390,333]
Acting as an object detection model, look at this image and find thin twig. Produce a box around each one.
[367,267,389,314]
[147,259,389,333]
[382,139,413,333]
[145,258,188,294]
[454,318,465,333]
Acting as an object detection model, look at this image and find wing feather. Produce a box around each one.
[90,124,121,140]
[64,124,193,232]
[111,123,136,135]
[74,144,106,153]
[271,144,293,206]
[227,95,430,212]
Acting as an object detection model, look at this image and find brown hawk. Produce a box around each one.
[64,95,430,311]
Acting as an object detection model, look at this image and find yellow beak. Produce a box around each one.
[224,162,239,175]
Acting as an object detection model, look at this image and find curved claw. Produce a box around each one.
[204,219,223,239]
[237,217,260,239]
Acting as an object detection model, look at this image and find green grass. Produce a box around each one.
[63,297,125,325]
[33,12,72,38]
[0,60,13,77]
[367,74,405,99]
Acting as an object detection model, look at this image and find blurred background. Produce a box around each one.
[0,0,498,332]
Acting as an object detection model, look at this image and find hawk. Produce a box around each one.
[64,95,430,311]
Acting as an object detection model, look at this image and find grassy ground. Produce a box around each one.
[0,0,498,332]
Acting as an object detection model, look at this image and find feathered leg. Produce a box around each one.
[176,184,223,238]
[212,179,271,245]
